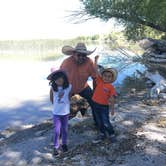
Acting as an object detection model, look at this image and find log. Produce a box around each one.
[139,38,166,52]
[148,57,166,63]
[139,38,154,50]
[150,53,166,59]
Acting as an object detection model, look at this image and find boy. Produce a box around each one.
[92,55,118,142]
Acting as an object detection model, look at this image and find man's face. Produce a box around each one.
[73,52,87,65]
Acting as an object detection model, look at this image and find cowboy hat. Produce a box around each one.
[62,43,96,56]
[101,68,118,83]
[47,69,66,80]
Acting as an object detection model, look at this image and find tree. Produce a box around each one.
[74,0,166,40]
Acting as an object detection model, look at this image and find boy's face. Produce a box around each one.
[102,71,113,83]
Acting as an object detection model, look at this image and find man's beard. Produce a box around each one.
[77,58,87,65]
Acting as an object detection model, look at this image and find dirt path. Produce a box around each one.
[0,93,166,166]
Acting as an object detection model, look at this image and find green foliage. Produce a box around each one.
[80,0,166,40]
[0,35,100,61]
[91,34,100,40]
[74,34,100,41]
[125,24,165,40]
[0,32,142,61]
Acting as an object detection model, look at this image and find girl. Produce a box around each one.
[47,69,72,156]
[92,55,118,142]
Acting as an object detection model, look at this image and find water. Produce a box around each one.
[98,55,146,84]
[89,50,146,90]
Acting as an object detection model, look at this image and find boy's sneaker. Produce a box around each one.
[109,134,117,143]
[92,134,106,143]
[62,144,68,152]
[53,148,60,156]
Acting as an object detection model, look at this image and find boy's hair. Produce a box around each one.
[49,71,69,91]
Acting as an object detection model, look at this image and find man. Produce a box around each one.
[60,43,97,125]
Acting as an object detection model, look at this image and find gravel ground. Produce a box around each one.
[0,92,165,166]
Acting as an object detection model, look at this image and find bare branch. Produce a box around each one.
[64,9,97,24]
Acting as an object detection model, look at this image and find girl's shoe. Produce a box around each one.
[53,148,60,156]
[62,144,68,152]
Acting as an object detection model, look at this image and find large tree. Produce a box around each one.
[75,0,166,40]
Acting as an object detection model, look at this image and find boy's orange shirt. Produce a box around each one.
[92,76,117,105]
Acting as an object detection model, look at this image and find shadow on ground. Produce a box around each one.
[0,96,52,131]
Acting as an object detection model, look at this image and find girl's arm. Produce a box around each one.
[108,96,115,115]
[50,88,53,104]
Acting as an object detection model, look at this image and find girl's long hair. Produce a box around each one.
[49,71,69,91]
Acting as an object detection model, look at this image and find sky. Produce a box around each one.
[0,0,117,40]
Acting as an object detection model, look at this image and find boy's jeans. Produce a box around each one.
[93,102,115,136]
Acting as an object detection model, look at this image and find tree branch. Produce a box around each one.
[102,12,166,32]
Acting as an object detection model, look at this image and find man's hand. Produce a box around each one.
[109,108,114,116]
[109,96,115,116]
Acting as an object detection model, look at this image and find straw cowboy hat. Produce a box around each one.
[62,43,96,56]
[101,68,118,83]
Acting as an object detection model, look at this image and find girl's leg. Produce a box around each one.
[53,115,61,149]
[60,114,69,145]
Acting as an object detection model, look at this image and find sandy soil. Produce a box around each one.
[0,92,165,166]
